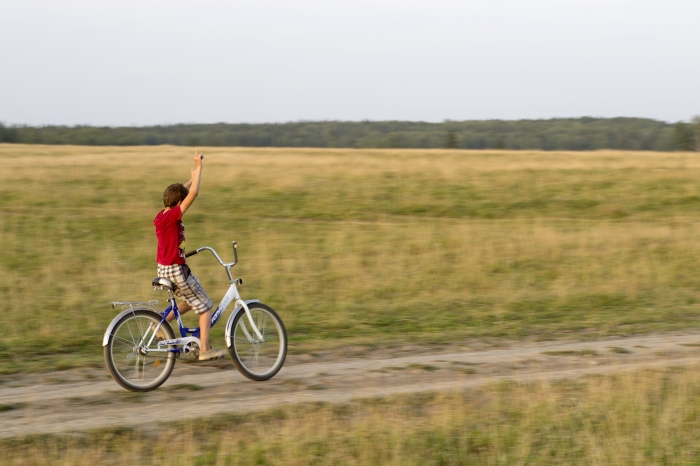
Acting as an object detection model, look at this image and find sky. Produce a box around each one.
[1,0,699,126]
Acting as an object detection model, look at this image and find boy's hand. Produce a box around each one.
[193,150,204,167]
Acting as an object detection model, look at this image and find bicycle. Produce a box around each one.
[103,241,287,392]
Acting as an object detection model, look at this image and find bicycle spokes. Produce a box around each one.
[232,306,285,378]
[107,311,176,391]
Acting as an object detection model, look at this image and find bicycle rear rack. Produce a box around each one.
[111,300,161,312]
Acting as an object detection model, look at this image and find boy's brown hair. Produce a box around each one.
[163,183,189,208]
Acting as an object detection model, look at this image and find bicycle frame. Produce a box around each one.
[106,242,265,356]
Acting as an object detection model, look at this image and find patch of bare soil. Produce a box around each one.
[2,332,700,437]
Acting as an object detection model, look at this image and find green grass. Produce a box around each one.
[408,363,439,371]
[0,404,23,413]
[3,146,700,373]
[542,350,598,357]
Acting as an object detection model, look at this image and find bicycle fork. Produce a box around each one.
[238,299,264,341]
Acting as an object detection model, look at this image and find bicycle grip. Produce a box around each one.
[185,250,198,258]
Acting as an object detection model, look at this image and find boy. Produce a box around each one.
[154,150,225,361]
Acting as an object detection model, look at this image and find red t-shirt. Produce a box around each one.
[154,206,186,265]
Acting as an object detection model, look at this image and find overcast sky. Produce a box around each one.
[1,0,698,126]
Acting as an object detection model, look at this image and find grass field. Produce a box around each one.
[5,367,700,465]
[2,145,700,373]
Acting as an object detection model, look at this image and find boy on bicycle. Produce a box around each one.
[154,150,225,361]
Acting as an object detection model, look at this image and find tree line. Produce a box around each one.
[1,117,699,151]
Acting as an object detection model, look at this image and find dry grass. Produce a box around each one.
[5,367,700,464]
[2,145,700,372]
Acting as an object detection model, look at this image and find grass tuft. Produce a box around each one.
[542,349,598,357]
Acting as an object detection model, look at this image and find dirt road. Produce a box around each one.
[3,332,700,438]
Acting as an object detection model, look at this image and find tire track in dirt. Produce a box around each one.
[2,332,700,437]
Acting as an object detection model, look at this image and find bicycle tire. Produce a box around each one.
[228,302,287,381]
[104,309,176,392]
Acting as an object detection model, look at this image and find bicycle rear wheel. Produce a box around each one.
[228,303,287,381]
[104,309,176,392]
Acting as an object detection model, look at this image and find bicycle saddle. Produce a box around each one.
[152,277,174,291]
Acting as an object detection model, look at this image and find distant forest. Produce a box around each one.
[1,118,699,151]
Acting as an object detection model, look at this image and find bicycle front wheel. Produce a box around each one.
[228,303,287,381]
[104,309,176,392]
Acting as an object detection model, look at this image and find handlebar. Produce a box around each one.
[185,241,239,282]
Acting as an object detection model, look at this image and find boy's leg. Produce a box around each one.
[198,307,213,351]
[165,302,191,322]
[164,265,223,360]
[199,307,226,360]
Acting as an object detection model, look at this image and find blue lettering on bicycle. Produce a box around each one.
[211,305,224,323]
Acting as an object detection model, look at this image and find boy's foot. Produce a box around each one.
[199,347,226,361]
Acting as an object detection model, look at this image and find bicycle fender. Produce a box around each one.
[102,308,161,346]
[224,299,260,348]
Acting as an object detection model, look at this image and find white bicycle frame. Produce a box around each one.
[106,242,264,357]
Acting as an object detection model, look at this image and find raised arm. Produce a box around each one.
[180,151,203,215]
[184,168,195,189]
